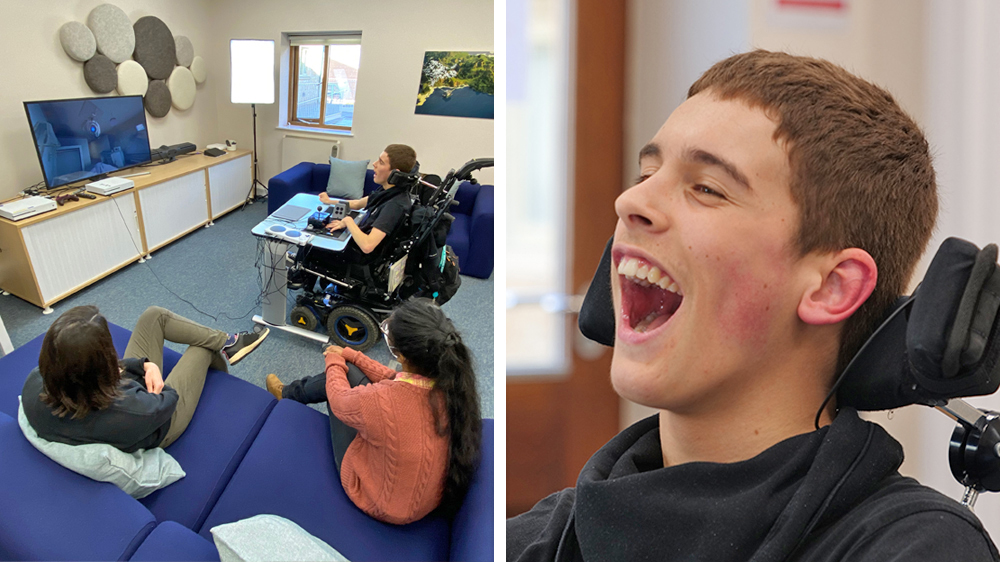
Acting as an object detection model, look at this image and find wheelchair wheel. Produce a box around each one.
[289,305,318,331]
[326,304,379,352]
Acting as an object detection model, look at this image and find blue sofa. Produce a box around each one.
[268,163,494,279]
[0,323,494,561]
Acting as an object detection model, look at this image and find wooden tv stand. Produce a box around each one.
[0,149,253,312]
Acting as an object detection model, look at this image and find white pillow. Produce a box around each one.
[211,514,349,562]
[17,396,185,499]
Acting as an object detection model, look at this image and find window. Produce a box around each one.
[287,33,361,132]
[506,0,573,374]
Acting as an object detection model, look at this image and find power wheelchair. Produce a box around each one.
[283,157,494,351]
[580,236,1000,510]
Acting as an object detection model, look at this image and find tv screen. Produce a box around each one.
[24,95,152,189]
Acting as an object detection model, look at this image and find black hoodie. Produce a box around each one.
[507,409,999,561]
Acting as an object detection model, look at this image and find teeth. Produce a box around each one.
[622,259,638,277]
[634,311,660,333]
[619,256,680,295]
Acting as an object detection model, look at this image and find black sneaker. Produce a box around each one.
[222,326,270,365]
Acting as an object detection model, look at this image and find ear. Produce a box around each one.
[798,248,877,326]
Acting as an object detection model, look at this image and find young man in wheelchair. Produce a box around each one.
[318,144,417,255]
[507,50,1000,561]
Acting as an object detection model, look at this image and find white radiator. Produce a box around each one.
[281,135,341,169]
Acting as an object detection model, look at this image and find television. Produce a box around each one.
[24,95,152,189]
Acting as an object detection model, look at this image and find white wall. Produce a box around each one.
[749,0,926,126]
[0,0,223,201]
[0,0,494,203]
[204,0,494,187]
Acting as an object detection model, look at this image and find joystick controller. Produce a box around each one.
[307,206,333,230]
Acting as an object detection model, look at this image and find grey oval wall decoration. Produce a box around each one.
[133,16,177,80]
[59,22,97,62]
[87,4,135,64]
[60,6,203,118]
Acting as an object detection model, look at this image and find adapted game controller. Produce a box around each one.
[306,202,349,231]
[265,224,313,245]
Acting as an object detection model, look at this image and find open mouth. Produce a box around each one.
[617,255,683,333]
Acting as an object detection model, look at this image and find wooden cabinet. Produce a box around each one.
[0,150,252,311]
[137,169,209,252]
[208,156,253,219]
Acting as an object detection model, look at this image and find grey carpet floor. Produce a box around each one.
[0,200,494,418]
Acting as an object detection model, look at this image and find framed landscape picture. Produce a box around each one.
[415,51,494,119]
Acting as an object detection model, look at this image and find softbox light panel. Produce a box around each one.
[231,39,275,104]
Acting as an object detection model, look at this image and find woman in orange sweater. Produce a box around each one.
[265,299,482,524]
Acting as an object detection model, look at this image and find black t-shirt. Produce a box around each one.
[21,357,178,453]
[361,187,409,238]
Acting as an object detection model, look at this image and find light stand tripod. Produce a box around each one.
[241,103,267,211]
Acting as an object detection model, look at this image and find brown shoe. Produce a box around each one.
[265,374,284,400]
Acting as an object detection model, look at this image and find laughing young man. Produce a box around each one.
[507,50,999,561]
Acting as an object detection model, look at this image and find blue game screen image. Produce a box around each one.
[24,95,152,189]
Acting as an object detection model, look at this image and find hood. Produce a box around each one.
[569,408,903,562]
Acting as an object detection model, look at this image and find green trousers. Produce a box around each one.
[123,306,229,448]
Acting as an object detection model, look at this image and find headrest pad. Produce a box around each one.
[838,237,1000,410]
[578,238,615,347]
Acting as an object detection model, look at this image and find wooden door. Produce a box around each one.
[506,0,627,518]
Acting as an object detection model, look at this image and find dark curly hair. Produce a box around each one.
[387,298,482,517]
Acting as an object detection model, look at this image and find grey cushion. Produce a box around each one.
[18,397,185,499]
[210,515,349,562]
[84,54,118,93]
[87,3,135,64]
[59,21,96,62]
[326,157,370,199]
[144,80,171,117]
[175,35,194,67]
[133,16,176,80]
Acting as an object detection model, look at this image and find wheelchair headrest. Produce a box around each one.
[577,236,1000,411]
[837,237,1000,410]
[578,237,616,347]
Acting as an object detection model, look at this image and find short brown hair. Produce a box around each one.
[384,144,417,173]
[689,50,938,373]
[38,305,121,418]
